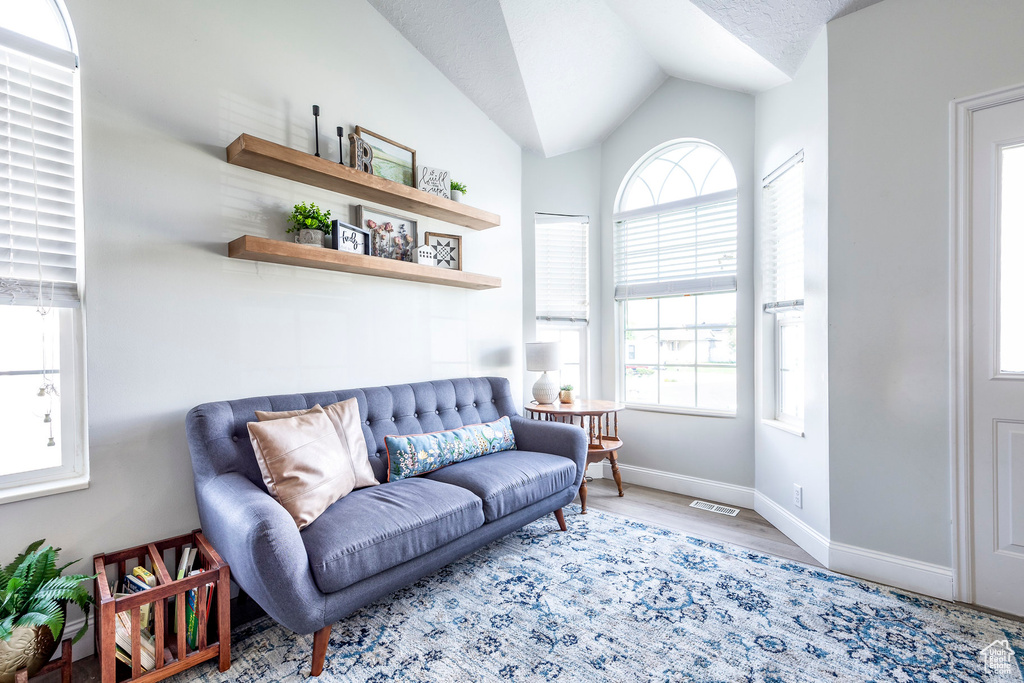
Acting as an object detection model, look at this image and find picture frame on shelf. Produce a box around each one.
[353,126,416,187]
[417,166,450,199]
[356,205,417,262]
[424,232,461,270]
[331,220,371,255]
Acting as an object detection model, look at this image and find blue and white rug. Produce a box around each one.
[183,506,1024,682]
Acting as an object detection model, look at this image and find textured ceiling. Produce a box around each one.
[366,0,882,156]
[690,0,885,76]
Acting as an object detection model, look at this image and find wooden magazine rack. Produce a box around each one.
[93,531,230,683]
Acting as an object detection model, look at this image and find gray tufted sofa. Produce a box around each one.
[185,377,586,676]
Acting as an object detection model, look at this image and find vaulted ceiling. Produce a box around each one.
[367,0,882,157]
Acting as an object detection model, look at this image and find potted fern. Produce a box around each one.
[0,541,95,682]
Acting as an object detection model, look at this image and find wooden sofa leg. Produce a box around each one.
[554,508,567,532]
[311,624,331,677]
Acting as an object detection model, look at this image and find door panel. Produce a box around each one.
[970,98,1024,616]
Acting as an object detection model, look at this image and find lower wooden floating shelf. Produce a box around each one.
[228,235,501,290]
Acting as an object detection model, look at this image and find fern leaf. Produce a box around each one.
[15,603,65,640]
[0,540,44,582]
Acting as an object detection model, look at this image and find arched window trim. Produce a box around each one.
[612,139,737,223]
[0,0,77,69]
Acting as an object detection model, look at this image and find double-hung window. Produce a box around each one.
[534,213,589,394]
[762,152,805,428]
[614,140,738,414]
[0,0,87,503]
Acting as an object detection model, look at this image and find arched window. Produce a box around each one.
[614,140,738,413]
[0,0,87,501]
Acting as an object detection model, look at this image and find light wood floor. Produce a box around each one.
[584,478,822,567]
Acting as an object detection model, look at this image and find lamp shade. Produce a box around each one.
[525,342,561,372]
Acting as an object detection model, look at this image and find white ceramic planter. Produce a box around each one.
[450,190,464,203]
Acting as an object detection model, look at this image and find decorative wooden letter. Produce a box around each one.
[349,134,373,174]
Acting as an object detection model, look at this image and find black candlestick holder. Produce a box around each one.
[337,127,344,164]
[312,105,321,157]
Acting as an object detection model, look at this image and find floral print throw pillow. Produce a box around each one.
[384,417,517,481]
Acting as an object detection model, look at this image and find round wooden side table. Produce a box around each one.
[525,399,625,514]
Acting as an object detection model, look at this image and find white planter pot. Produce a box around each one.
[295,229,325,247]
[450,190,464,203]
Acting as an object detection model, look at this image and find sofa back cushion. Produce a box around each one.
[384,416,517,481]
[186,377,518,491]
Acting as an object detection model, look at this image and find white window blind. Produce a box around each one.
[613,195,737,300]
[762,153,804,310]
[535,213,589,322]
[0,44,78,308]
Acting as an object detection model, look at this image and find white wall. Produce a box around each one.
[0,0,522,606]
[753,33,830,552]
[599,79,756,491]
[521,145,603,406]
[828,0,1024,566]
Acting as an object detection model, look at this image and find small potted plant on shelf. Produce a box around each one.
[0,540,95,682]
[559,384,575,404]
[287,201,332,247]
[450,180,467,203]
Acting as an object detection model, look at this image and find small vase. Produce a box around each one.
[295,229,325,247]
[0,622,62,683]
[559,390,575,404]
[450,190,464,203]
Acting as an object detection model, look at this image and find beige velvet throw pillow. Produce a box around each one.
[255,398,379,489]
[246,406,355,530]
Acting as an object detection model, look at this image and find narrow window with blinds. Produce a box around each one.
[0,0,88,502]
[613,140,738,414]
[762,152,805,427]
[534,213,589,395]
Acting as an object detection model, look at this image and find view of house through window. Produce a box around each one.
[614,139,738,414]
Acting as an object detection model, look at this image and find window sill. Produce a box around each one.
[624,403,737,418]
[761,419,805,437]
[0,472,90,506]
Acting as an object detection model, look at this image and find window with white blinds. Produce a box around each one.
[535,213,588,322]
[613,194,737,300]
[613,140,738,301]
[762,153,804,311]
[1,43,78,307]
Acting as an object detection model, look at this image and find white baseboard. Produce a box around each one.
[829,542,954,602]
[602,462,755,508]
[754,492,830,566]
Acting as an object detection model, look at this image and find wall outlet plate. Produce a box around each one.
[793,484,803,509]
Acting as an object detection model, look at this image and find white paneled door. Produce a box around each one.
[970,97,1024,616]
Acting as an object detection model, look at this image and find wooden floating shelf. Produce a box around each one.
[228,235,501,290]
[226,134,501,231]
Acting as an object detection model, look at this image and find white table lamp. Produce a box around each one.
[526,342,561,404]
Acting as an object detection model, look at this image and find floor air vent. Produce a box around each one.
[689,500,740,517]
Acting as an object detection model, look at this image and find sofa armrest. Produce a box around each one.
[195,472,326,634]
[509,415,588,490]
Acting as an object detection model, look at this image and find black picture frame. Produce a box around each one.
[331,220,371,255]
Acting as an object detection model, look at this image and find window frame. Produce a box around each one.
[0,0,88,504]
[613,139,738,417]
[774,311,804,427]
[618,293,738,417]
[761,151,806,436]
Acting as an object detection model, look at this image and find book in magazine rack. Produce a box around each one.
[93,530,230,682]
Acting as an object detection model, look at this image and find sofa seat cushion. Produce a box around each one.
[301,478,484,593]
[425,450,576,522]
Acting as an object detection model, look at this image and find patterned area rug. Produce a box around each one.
[182,506,1024,682]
